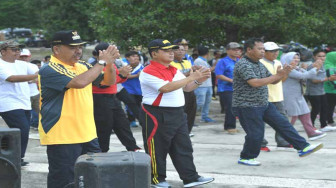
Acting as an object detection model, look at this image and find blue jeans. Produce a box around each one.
[47,138,101,188]
[232,103,308,159]
[218,91,236,130]
[194,86,212,119]
[0,109,30,159]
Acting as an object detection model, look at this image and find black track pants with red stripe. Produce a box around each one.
[140,104,200,184]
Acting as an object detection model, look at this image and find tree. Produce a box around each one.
[2,0,336,48]
[25,0,95,41]
[0,0,40,29]
[89,0,336,49]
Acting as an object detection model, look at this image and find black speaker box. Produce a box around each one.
[74,152,151,188]
[0,127,21,188]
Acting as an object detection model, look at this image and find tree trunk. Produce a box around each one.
[225,25,239,44]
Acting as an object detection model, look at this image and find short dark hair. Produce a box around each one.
[92,42,109,56]
[313,48,326,56]
[31,59,41,65]
[198,46,209,56]
[125,51,139,58]
[244,38,264,52]
[149,49,158,58]
[213,50,220,56]
[44,55,50,60]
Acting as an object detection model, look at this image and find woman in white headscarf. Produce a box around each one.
[281,52,326,140]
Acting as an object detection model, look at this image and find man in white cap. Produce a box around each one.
[260,42,292,148]
[18,48,32,62]
[0,40,38,166]
[19,49,40,130]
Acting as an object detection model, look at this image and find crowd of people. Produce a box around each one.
[1,30,335,188]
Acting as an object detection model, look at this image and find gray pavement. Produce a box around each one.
[1,100,336,188]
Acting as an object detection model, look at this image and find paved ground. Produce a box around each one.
[1,100,336,188]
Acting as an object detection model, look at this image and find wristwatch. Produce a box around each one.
[98,60,106,66]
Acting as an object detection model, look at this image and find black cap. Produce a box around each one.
[51,30,86,46]
[148,39,179,52]
[173,38,189,45]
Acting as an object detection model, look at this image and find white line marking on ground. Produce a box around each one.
[22,162,336,187]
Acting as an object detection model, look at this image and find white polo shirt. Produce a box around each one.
[140,61,185,107]
[0,59,36,112]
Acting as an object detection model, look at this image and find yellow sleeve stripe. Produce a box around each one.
[78,60,93,68]
[49,62,76,78]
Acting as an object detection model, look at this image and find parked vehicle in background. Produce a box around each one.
[0,28,50,48]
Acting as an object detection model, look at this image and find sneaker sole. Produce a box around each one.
[151,184,172,188]
[237,161,261,166]
[184,178,215,188]
[320,128,336,132]
[300,143,323,157]
[308,133,327,141]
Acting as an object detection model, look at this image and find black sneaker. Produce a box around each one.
[21,159,29,167]
[184,176,214,187]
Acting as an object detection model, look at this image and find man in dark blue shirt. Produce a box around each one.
[215,42,241,134]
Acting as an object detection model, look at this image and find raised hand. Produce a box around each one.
[276,65,292,78]
[329,74,336,81]
[192,65,202,71]
[118,65,132,77]
[190,67,211,83]
[312,59,323,70]
[99,45,120,65]
[300,63,308,70]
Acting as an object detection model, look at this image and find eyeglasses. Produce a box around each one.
[173,49,185,52]
[7,47,21,52]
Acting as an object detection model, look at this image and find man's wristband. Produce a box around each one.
[194,80,202,85]
[118,74,127,79]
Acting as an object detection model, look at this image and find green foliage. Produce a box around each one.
[89,0,336,49]
[23,0,95,41]
[1,0,336,48]
[0,0,40,29]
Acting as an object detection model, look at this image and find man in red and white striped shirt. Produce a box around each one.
[139,39,214,188]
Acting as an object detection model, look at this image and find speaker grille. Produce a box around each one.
[1,136,9,151]
[0,158,19,187]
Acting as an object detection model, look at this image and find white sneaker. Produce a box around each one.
[320,125,336,132]
[298,143,323,157]
[184,176,214,187]
[238,158,261,166]
[308,132,327,141]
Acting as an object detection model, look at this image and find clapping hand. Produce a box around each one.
[118,65,132,77]
[276,64,292,78]
[190,67,211,83]
[312,59,323,70]
[99,45,120,65]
